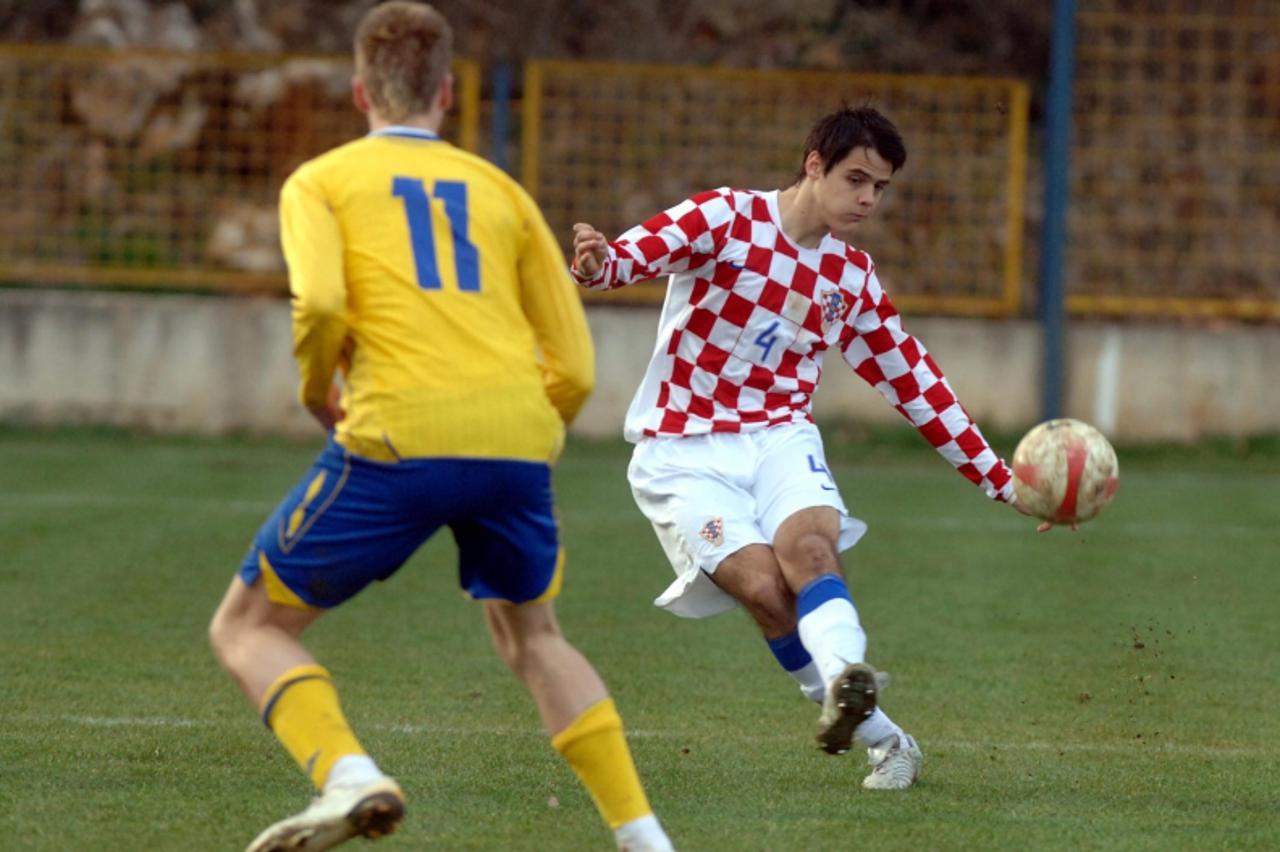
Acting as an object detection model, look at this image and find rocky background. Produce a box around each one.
[1,0,1050,82]
[0,0,1053,281]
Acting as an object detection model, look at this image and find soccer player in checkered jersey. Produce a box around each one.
[573,106,1035,791]
[207,4,674,851]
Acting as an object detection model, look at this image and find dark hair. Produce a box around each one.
[795,106,907,182]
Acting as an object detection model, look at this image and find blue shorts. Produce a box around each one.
[238,439,562,609]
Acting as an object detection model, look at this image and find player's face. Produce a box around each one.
[809,146,894,235]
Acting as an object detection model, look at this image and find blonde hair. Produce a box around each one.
[354,1,453,122]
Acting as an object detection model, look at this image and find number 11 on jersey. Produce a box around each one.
[392,176,481,292]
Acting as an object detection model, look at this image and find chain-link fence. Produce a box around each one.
[0,45,479,292]
[3,25,1277,320]
[1071,0,1280,320]
[523,60,1029,316]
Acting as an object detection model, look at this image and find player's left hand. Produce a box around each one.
[307,382,346,431]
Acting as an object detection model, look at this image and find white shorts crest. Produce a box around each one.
[698,517,725,546]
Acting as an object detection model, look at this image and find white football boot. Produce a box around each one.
[815,662,880,755]
[862,733,923,790]
[614,814,676,852]
[245,777,405,852]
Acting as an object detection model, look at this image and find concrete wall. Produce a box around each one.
[2,289,1277,442]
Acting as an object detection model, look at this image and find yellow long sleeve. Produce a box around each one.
[280,175,349,410]
[518,192,595,426]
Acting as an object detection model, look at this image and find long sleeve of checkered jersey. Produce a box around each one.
[840,271,1014,503]
[570,189,732,289]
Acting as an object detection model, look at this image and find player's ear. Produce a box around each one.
[352,76,371,114]
[804,150,824,181]
[438,71,455,112]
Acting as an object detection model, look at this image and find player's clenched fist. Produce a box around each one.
[572,222,607,278]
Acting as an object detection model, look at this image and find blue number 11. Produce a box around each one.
[392,176,480,292]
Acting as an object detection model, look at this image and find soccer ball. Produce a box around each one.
[1011,418,1119,524]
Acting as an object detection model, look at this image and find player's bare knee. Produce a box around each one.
[776,531,841,583]
[208,575,268,658]
[207,612,250,677]
[207,615,227,661]
[208,599,239,659]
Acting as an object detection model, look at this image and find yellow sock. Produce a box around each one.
[551,697,653,829]
[259,663,367,790]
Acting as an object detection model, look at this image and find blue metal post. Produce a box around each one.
[491,61,511,173]
[1039,0,1076,421]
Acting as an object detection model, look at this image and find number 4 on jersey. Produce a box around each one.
[392,176,480,292]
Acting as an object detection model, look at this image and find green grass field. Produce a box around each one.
[2,426,1277,851]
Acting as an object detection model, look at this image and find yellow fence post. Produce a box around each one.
[1003,80,1031,317]
[520,61,544,201]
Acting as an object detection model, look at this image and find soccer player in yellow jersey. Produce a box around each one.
[207,4,675,851]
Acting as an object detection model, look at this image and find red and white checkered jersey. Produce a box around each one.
[573,187,1014,502]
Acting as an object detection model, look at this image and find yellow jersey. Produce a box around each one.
[279,127,593,462]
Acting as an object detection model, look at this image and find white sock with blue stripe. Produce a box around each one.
[795,574,906,747]
[796,574,867,685]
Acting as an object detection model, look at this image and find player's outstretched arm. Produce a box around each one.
[840,269,1015,503]
[570,189,732,290]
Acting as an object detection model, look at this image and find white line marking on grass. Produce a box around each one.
[24,715,1265,758]
[54,714,213,728]
[925,738,1260,758]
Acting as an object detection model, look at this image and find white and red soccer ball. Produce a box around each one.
[1012,418,1119,525]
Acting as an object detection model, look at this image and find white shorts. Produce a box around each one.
[627,421,867,619]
